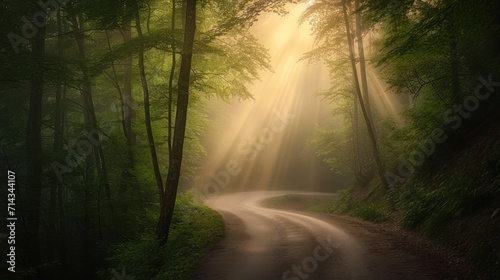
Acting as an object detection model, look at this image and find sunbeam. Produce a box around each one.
[199,4,335,194]
[364,64,409,124]
[198,4,411,196]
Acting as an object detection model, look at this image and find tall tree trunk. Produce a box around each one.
[72,14,114,213]
[355,0,374,129]
[53,86,68,269]
[24,10,46,267]
[71,14,99,276]
[57,170,67,275]
[445,0,462,103]
[135,10,164,205]
[157,0,196,245]
[450,42,462,103]
[352,82,364,184]
[355,0,377,184]
[119,25,136,212]
[342,0,388,188]
[121,27,134,146]
[168,0,177,162]
[55,11,68,271]
[48,10,66,262]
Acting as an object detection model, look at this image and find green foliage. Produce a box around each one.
[261,194,339,213]
[304,0,500,277]
[325,187,354,214]
[311,186,389,223]
[0,0,285,277]
[105,193,224,280]
[193,28,271,101]
[105,238,164,280]
[377,94,449,172]
[351,202,388,223]
[310,125,354,175]
[394,171,491,235]
[469,223,500,280]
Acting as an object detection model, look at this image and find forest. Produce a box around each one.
[0,0,499,279]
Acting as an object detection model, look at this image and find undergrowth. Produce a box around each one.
[102,192,224,280]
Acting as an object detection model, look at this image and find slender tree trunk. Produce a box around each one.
[70,14,99,275]
[157,0,197,245]
[24,11,46,267]
[119,25,136,212]
[55,11,68,269]
[72,14,114,213]
[48,83,63,261]
[121,27,134,146]
[352,83,363,184]
[355,0,376,184]
[54,86,68,271]
[342,0,388,188]
[450,42,462,103]
[135,11,165,205]
[168,0,177,162]
[355,0,374,128]
[445,0,462,103]
[57,167,67,268]
[48,10,66,261]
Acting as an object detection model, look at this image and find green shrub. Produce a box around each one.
[328,187,354,214]
[395,170,491,233]
[351,202,388,223]
[105,193,224,280]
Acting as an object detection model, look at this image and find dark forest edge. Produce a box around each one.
[1,192,224,280]
[105,192,224,280]
[297,0,500,278]
[0,0,296,279]
[263,131,500,280]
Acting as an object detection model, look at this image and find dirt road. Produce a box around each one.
[193,191,469,280]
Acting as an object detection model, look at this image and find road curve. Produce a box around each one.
[193,191,463,280]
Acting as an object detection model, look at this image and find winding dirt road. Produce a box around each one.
[193,191,468,280]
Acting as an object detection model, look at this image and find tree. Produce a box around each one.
[135,3,165,206]
[155,0,299,245]
[341,0,388,188]
[301,0,382,186]
[69,9,115,214]
[24,4,46,266]
[156,0,197,245]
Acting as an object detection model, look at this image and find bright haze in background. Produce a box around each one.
[197,3,407,195]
